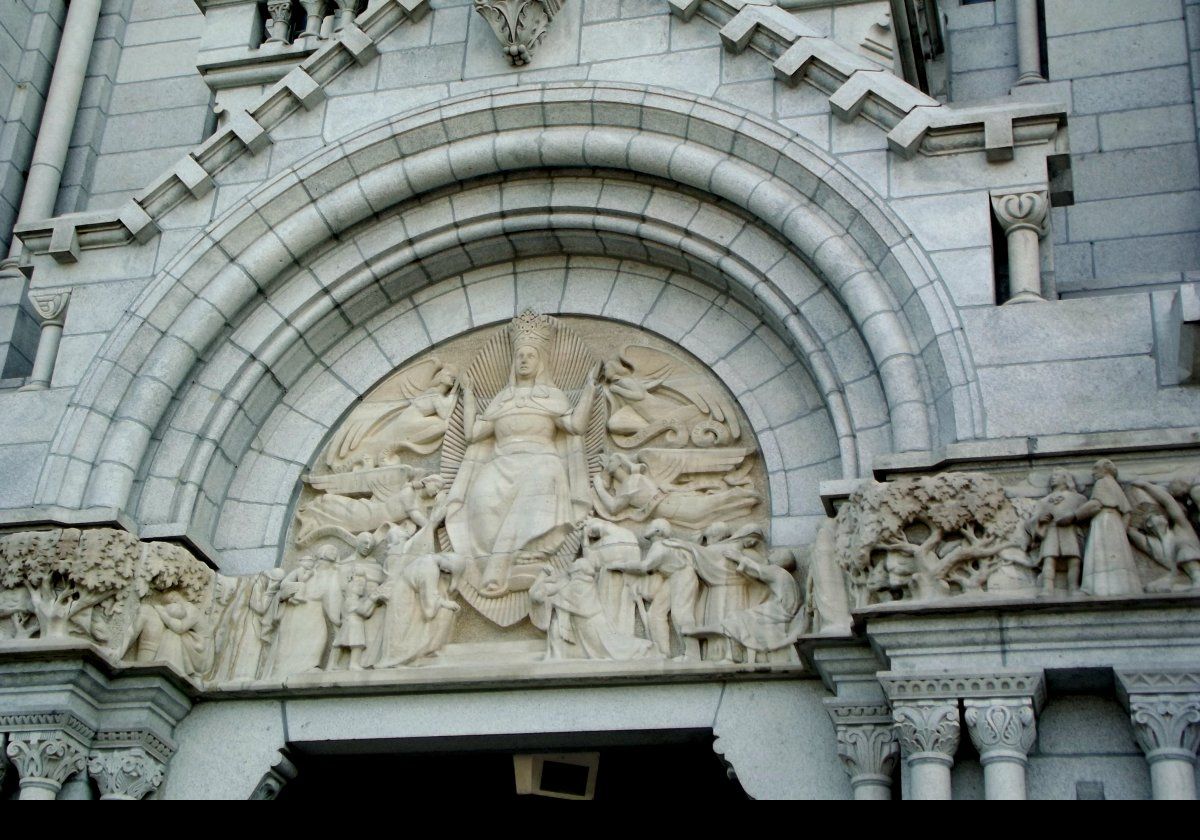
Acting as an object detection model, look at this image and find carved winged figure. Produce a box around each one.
[602,345,741,449]
[322,357,459,473]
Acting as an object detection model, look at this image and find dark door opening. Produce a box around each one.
[275,730,749,801]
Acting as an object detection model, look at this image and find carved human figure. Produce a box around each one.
[710,549,802,663]
[267,555,338,677]
[606,519,702,660]
[591,451,759,530]
[224,570,284,681]
[444,313,598,598]
[1075,459,1142,597]
[1128,479,1200,591]
[295,473,443,547]
[530,551,655,662]
[373,538,466,668]
[1030,469,1089,595]
[128,591,206,677]
[330,573,386,670]
[694,523,764,662]
[581,517,642,636]
[801,520,852,635]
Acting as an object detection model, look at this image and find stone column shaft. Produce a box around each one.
[964,698,1038,800]
[12,0,101,240]
[1014,0,1046,85]
[991,189,1050,304]
[892,700,960,800]
[21,288,70,390]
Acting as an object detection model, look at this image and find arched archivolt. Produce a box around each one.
[35,83,980,541]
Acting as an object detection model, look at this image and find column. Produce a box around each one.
[891,700,960,799]
[88,747,167,800]
[1014,0,1046,86]
[265,1,295,44]
[991,189,1050,304]
[964,697,1038,800]
[12,0,102,236]
[1118,671,1200,800]
[20,288,70,390]
[6,730,89,800]
[826,702,899,800]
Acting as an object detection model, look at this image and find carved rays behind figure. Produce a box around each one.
[438,314,607,627]
[473,0,565,66]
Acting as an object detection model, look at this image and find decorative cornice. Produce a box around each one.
[1117,670,1200,696]
[0,711,96,744]
[880,672,1046,708]
[825,700,892,726]
[93,729,175,765]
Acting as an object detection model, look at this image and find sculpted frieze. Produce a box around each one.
[832,459,1200,608]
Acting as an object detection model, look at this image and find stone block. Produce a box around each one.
[1067,191,1200,241]
[1072,65,1193,115]
[580,16,669,63]
[589,47,721,97]
[1072,144,1199,203]
[1092,232,1200,281]
[1044,0,1184,37]
[161,700,286,800]
[1097,104,1198,151]
[948,23,1016,72]
[1047,20,1188,80]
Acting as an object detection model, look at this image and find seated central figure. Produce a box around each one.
[444,311,597,610]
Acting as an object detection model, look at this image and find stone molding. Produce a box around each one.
[13,0,430,259]
[0,711,97,743]
[669,0,1066,162]
[879,672,1046,705]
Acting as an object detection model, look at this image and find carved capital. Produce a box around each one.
[6,732,88,794]
[964,698,1037,764]
[1117,670,1200,762]
[251,751,298,799]
[88,747,167,800]
[1127,697,1200,762]
[892,701,960,762]
[28,288,71,326]
[991,189,1050,237]
[828,702,899,784]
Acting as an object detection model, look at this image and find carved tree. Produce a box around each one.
[836,473,1021,603]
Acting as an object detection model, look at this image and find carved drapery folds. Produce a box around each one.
[832,460,1200,609]
[473,0,565,65]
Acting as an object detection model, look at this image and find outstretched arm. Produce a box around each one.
[1132,480,1188,527]
[561,364,601,434]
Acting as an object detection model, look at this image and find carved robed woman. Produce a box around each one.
[442,311,605,625]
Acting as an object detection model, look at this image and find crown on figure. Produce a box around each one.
[510,309,554,352]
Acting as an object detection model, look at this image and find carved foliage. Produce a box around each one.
[1128,696,1200,758]
[835,722,899,781]
[6,733,87,786]
[87,747,166,800]
[473,0,565,65]
[964,699,1037,758]
[892,701,961,759]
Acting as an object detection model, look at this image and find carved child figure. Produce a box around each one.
[1030,469,1089,595]
[330,573,385,671]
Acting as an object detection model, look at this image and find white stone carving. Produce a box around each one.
[799,519,851,636]
[1076,460,1141,597]
[826,702,898,800]
[991,189,1050,304]
[1128,479,1200,591]
[87,747,166,800]
[6,731,88,800]
[964,697,1038,799]
[1118,671,1200,800]
[265,0,296,44]
[891,700,960,800]
[1029,468,1088,595]
[473,0,564,65]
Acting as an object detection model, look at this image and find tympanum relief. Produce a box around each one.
[256,312,804,680]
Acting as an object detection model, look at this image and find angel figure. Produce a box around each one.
[591,451,760,531]
[602,346,741,448]
[294,470,444,546]
[322,358,459,471]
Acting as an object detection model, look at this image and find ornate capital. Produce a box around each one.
[892,701,960,762]
[964,698,1037,764]
[827,702,899,783]
[991,189,1050,237]
[1117,670,1200,762]
[88,747,167,800]
[6,732,88,792]
[28,288,71,326]
[1128,697,1200,762]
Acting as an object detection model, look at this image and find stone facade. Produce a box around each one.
[0,0,1197,799]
